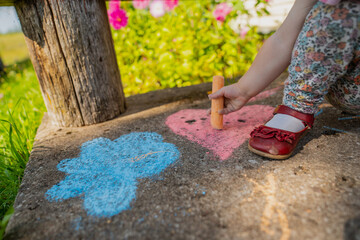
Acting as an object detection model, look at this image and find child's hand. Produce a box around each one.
[208,83,251,114]
[207,0,317,116]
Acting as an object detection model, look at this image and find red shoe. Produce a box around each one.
[248,105,314,160]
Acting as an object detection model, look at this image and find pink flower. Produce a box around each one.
[133,0,151,9]
[213,3,232,22]
[240,26,250,38]
[108,0,120,11]
[164,0,179,11]
[150,0,166,18]
[108,7,128,30]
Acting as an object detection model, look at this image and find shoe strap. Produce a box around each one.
[274,105,314,128]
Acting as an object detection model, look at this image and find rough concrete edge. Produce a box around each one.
[33,113,53,141]
[124,82,212,116]
[36,82,212,136]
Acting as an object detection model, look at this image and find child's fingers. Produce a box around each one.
[208,87,224,99]
[218,109,226,115]
[219,100,244,115]
[219,99,233,115]
[218,108,231,115]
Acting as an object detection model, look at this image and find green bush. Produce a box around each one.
[111,0,270,96]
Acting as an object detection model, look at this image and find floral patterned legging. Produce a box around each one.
[283,0,360,114]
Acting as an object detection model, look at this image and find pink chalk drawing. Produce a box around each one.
[165,105,275,161]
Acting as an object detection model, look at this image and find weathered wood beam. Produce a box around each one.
[14,0,126,127]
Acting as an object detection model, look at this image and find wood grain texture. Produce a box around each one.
[15,0,126,127]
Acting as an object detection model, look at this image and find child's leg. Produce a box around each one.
[326,45,360,114]
[282,1,360,115]
[249,1,360,159]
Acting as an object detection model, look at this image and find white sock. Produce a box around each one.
[265,113,306,132]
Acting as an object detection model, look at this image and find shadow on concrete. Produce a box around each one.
[344,215,360,240]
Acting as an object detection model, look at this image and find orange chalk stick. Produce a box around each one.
[211,76,224,130]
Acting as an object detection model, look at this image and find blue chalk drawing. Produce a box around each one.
[45,132,180,218]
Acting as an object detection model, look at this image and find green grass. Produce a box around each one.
[0,32,29,66]
[0,60,45,238]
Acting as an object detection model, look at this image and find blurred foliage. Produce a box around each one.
[0,207,13,239]
[0,33,29,66]
[112,0,270,96]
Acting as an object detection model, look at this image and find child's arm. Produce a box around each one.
[209,0,318,114]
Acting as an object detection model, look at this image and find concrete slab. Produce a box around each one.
[4,74,360,240]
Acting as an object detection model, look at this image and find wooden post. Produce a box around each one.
[14,0,126,127]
